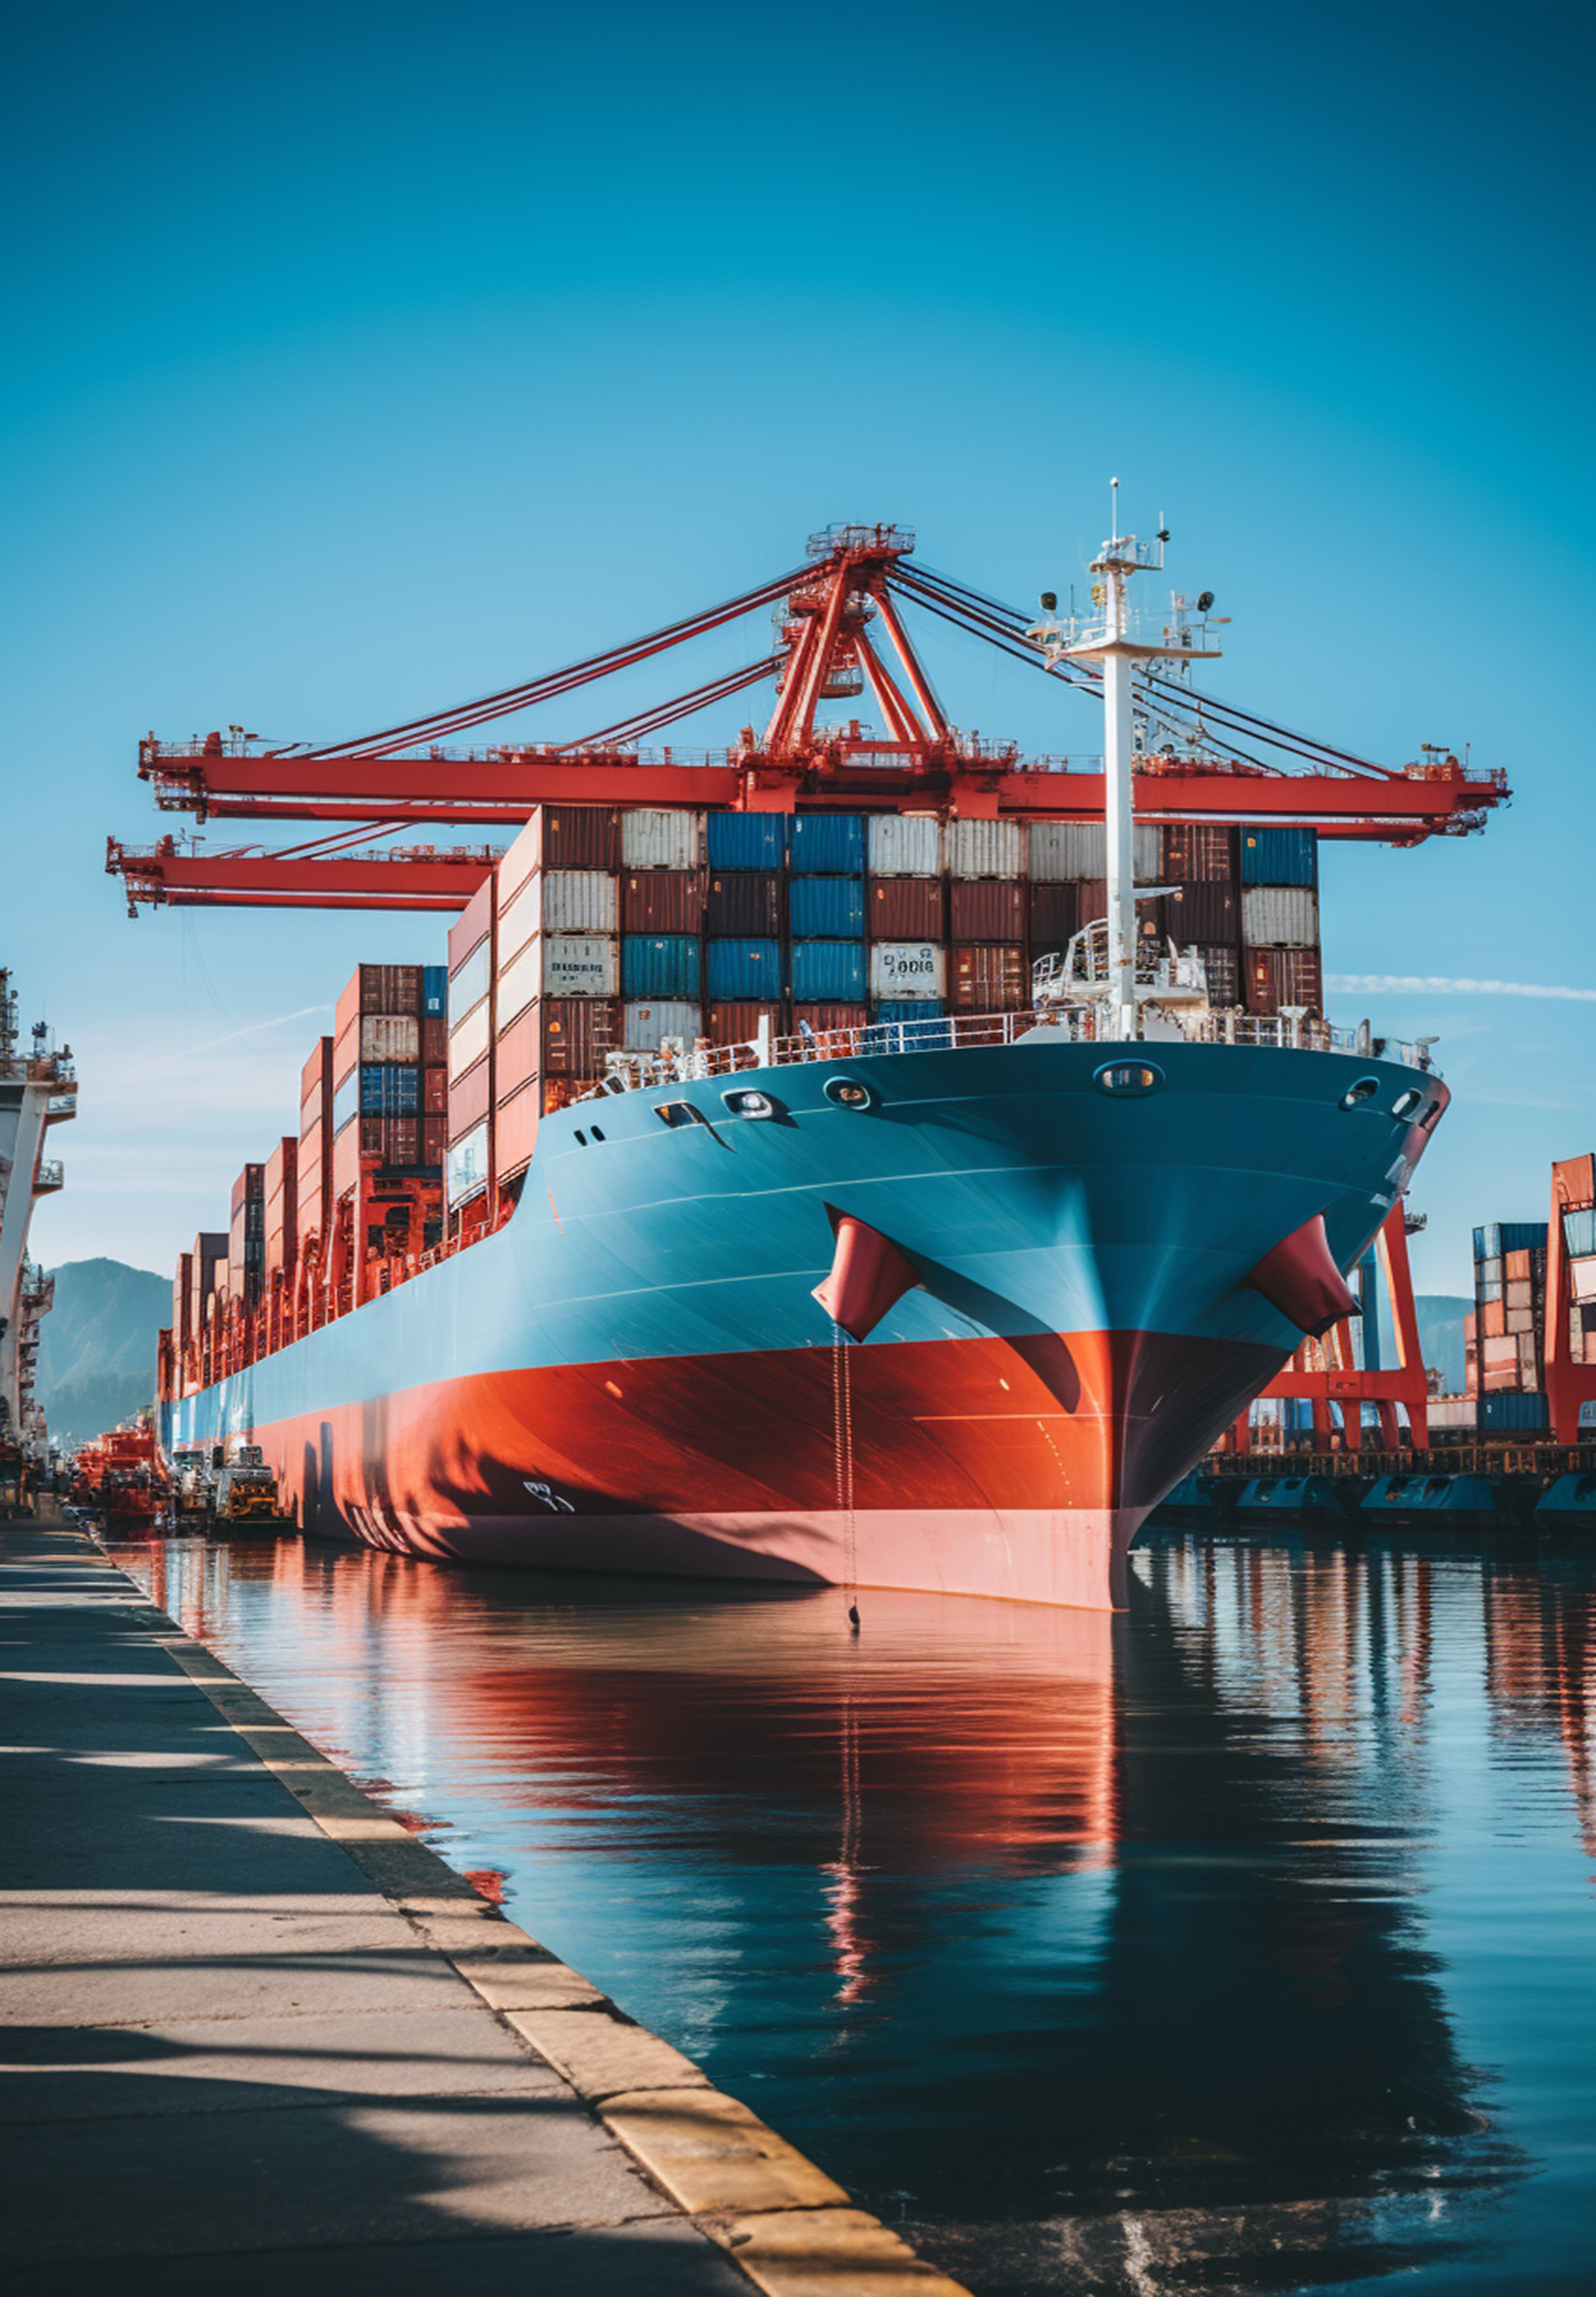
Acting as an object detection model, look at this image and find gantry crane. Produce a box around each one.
[107,523,1506,912]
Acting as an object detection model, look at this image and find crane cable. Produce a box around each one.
[297,564,815,759]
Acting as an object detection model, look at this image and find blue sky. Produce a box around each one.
[4,0,1590,1292]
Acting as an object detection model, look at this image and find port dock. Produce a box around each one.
[0,1508,964,2295]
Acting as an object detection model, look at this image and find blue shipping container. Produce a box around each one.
[622,934,701,998]
[422,965,448,1017]
[789,876,864,938]
[1473,1221,1548,1259]
[1565,1208,1596,1258]
[705,938,782,999]
[791,939,866,1001]
[334,1064,419,1132]
[789,812,865,875]
[874,999,946,1023]
[1481,1390,1549,1433]
[1239,828,1318,887]
[706,813,788,872]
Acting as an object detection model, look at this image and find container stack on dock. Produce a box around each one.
[1466,1220,1549,1433]
[157,798,1328,1381]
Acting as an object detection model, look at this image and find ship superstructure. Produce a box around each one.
[129,516,1498,1606]
[0,969,75,1471]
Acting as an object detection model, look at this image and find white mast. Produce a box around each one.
[1030,492,1220,1040]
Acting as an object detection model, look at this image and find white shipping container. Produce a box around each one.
[867,814,943,876]
[623,999,702,1051]
[359,1014,420,1064]
[946,820,1025,879]
[1427,1395,1477,1428]
[869,943,947,1000]
[622,808,704,871]
[1241,886,1320,947]
[498,934,619,1023]
[498,870,618,960]
[1028,822,1161,881]
[1570,1255,1596,1302]
[448,998,492,1082]
[446,1122,490,1206]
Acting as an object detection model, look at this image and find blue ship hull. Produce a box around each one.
[164,1037,1445,1608]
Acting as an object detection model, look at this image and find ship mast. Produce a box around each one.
[1034,484,1220,1038]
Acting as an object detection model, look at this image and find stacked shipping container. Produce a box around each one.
[1467,1220,1550,1431]
[443,802,1326,1212]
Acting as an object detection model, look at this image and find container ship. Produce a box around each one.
[142,519,1501,1607]
[0,967,75,1492]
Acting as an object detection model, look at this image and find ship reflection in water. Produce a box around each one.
[113,1529,1596,2297]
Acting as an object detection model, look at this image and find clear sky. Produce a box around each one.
[5,0,1591,1293]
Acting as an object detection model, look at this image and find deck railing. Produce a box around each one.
[586,1006,1439,1100]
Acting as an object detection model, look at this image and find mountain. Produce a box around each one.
[1416,1294,1471,1394]
[37,1258,169,1449]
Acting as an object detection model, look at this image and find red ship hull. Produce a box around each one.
[265,1325,1279,1609]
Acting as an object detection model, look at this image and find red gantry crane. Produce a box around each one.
[108,523,1505,912]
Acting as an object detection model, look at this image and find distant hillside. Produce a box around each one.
[1416,1294,1471,1394]
[38,1258,169,1449]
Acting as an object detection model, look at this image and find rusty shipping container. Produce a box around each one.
[868,876,944,939]
[1162,825,1235,882]
[1196,945,1241,1007]
[949,878,1027,943]
[498,999,619,1095]
[951,944,1028,1011]
[1243,946,1323,1016]
[622,871,706,934]
[499,804,623,894]
[1168,882,1240,944]
[1029,882,1080,943]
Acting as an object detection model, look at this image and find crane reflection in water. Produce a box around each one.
[118,1526,1596,2297]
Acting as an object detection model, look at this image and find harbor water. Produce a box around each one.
[109,1528,1596,2296]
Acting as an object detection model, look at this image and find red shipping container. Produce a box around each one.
[1168,882,1240,944]
[332,1121,363,1203]
[361,964,422,1016]
[1029,882,1080,943]
[867,877,944,939]
[423,1115,448,1166]
[622,871,706,934]
[949,879,1026,942]
[500,805,622,898]
[382,1117,421,1167]
[1555,1154,1596,1211]
[300,1037,334,1132]
[449,1057,492,1140]
[1479,1298,1506,1338]
[421,1015,447,1064]
[952,945,1028,1011]
[1243,947,1323,1016]
[172,1254,193,1351]
[423,1064,448,1114]
[707,872,782,935]
[496,1083,540,1179]
[494,998,618,1095]
[448,877,495,975]
[1162,825,1235,881]
[707,1002,782,1047]
[792,1004,867,1036]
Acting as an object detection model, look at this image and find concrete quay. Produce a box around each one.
[0,1511,967,2296]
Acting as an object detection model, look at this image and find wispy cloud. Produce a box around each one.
[196,1003,333,1051]
[1326,974,1596,1004]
